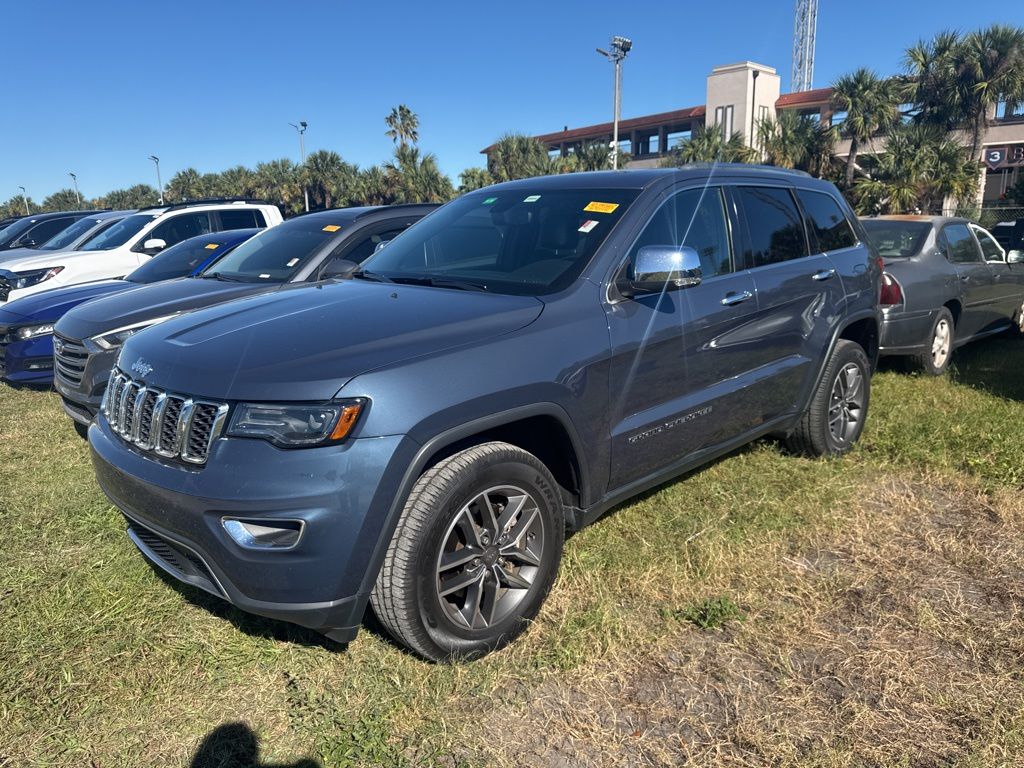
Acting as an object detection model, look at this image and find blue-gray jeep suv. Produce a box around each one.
[88,166,881,661]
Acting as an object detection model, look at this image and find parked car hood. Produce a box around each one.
[0,248,83,272]
[118,279,545,402]
[54,277,277,341]
[1,280,131,324]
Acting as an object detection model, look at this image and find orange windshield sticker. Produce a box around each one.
[322,225,341,232]
[584,201,619,214]
[204,243,219,250]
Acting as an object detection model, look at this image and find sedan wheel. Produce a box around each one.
[931,317,952,370]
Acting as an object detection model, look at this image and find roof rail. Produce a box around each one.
[137,197,274,213]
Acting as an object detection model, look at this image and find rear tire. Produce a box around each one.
[786,340,870,458]
[371,442,564,662]
[910,308,954,376]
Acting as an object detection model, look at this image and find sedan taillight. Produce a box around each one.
[880,272,903,307]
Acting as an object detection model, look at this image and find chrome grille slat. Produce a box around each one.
[101,367,227,466]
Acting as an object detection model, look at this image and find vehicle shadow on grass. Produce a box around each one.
[191,722,321,768]
[878,333,1024,401]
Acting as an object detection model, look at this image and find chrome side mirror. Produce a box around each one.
[628,245,702,295]
[1007,249,1024,265]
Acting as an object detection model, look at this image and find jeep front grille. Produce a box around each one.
[102,368,229,465]
[54,334,89,387]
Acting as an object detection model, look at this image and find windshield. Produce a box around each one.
[200,218,345,282]
[80,213,157,251]
[40,216,112,251]
[127,234,250,284]
[360,188,640,295]
[861,220,932,258]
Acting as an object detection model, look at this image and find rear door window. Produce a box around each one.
[142,212,212,250]
[733,186,808,268]
[218,208,266,230]
[972,226,1005,262]
[943,223,982,264]
[796,190,857,252]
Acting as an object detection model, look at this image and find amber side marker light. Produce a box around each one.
[330,402,364,441]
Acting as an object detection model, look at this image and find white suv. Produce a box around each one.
[0,200,283,306]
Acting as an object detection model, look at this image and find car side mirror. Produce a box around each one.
[1008,249,1024,264]
[623,245,702,296]
[19,238,36,248]
[320,258,359,280]
[141,238,167,255]
[373,239,391,254]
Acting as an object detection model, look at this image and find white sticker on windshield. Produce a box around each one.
[259,273,270,279]
[286,258,299,267]
[523,195,541,203]
[578,220,599,233]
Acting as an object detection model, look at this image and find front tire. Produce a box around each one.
[371,442,565,662]
[910,307,954,375]
[786,339,870,458]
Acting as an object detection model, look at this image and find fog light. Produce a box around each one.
[27,361,54,371]
[222,518,303,550]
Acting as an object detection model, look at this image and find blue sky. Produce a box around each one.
[0,0,1015,201]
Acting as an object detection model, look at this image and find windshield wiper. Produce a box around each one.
[389,275,490,292]
[199,271,247,282]
[350,269,394,283]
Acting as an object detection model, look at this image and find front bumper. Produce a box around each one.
[878,307,938,356]
[0,333,55,383]
[89,415,419,642]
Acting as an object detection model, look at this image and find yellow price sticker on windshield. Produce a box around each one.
[322,224,341,232]
[204,243,219,250]
[584,201,619,214]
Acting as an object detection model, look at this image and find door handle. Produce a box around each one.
[811,268,836,281]
[960,274,971,282]
[721,290,753,306]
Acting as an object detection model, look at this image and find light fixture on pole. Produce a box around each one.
[149,155,164,205]
[596,36,632,170]
[290,121,310,212]
[18,186,29,216]
[69,172,81,207]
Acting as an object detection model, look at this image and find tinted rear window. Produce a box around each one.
[219,209,266,230]
[797,190,857,252]
[861,220,931,258]
[734,186,808,267]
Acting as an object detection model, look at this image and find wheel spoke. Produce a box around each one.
[477,492,501,536]
[439,567,482,598]
[501,543,542,567]
[480,572,500,625]
[459,572,487,628]
[496,493,528,533]
[505,505,540,546]
[454,508,485,549]
[844,369,862,402]
[439,546,481,572]
[496,566,532,590]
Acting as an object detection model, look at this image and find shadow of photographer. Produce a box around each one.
[191,722,320,768]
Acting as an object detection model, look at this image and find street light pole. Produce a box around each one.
[290,121,309,212]
[69,172,81,207]
[149,155,164,204]
[597,36,632,170]
[18,186,29,215]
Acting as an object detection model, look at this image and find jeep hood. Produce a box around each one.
[0,248,81,272]
[54,277,276,341]
[1,280,129,323]
[119,279,544,401]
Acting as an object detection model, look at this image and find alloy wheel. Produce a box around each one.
[435,485,546,631]
[932,318,951,368]
[828,362,865,444]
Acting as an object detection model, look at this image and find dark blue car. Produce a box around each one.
[0,228,259,384]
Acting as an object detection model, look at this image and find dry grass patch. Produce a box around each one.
[465,475,1024,767]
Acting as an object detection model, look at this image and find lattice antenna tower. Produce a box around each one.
[792,0,819,92]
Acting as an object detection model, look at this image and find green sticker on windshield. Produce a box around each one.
[523,195,541,203]
[482,197,497,205]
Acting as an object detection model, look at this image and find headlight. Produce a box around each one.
[89,314,178,350]
[226,400,365,447]
[10,266,63,289]
[15,323,55,340]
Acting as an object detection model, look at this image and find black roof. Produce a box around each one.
[289,203,440,224]
[13,209,100,222]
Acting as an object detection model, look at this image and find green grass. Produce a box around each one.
[2,336,1024,766]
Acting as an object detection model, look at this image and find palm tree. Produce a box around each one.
[757,112,838,177]
[41,188,88,211]
[458,167,494,192]
[252,159,302,215]
[852,124,977,215]
[573,141,614,171]
[384,145,454,203]
[103,184,159,209]
[303,149,359,209]
[831,68,899,189]
[953,25,1024,162]
[660,124,756,166]
[385,105,420,147]
[487,133,552,181]
[216,166,257,198]
[901,30,963,128]
[358,166,398,205]
[164,167,205,202]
